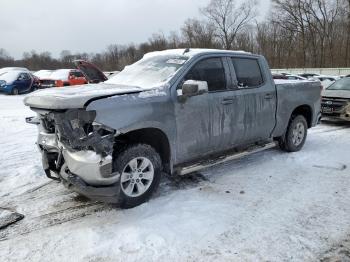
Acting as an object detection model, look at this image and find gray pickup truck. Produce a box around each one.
[24,49,321,208]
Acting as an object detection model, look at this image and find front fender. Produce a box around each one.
[86,90,177,160]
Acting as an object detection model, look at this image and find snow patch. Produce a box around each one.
[138,88,167,98]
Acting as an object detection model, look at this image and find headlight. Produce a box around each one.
[53,110,116,156]
[0,81,6,87]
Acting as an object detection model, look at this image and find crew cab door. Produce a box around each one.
[228,56,276,142]
[174,56,242,163]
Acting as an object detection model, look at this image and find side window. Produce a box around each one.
[23,73,30,80]
[75,71,84,77]
[231,58,264,88]
[185,57,226,92]
[71,71,84,77]
[18,73,30,80]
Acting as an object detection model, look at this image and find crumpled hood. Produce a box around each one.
[23,83,143,110]
[322,89,350,99]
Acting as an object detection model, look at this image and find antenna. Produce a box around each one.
[183,48,190,55]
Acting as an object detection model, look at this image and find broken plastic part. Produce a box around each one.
[52,109,115,156]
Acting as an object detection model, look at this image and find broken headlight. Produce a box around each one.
[54,109,115,156]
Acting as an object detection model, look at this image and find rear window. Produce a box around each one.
[71,71,84,77]
[231,58,264,88]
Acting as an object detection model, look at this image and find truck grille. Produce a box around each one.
[321,97,349,113]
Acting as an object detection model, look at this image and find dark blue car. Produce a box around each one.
[0,70,35,95]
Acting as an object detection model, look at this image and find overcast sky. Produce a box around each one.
[1,0,271,59]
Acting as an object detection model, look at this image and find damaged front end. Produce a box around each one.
[27,108,121,201]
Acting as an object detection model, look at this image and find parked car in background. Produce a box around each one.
[34,70,53,79]
[321,77,350,122]
[285,74,307,81]
[24,49,321,208]
[0,70,34,95]
[299,73,320,79]
[272,73,288,80]
[48,69,88,87]
[39,60,107,88]
[312,75,338,89]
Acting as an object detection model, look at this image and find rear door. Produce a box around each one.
[228,57,276,143]
[203,57,245,151]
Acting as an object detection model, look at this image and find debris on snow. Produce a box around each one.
[0,208,24,230]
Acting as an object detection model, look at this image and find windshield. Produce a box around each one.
[327,78,350,91]
[50,69,70,80]
[0,71,20,83]
[34,70,53,79]
[105,55,189,89]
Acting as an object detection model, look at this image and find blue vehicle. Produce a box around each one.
[0,70,34,95]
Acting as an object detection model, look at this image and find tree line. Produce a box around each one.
[1,0,349,71]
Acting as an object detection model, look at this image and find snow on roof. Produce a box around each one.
[143,49,252,59]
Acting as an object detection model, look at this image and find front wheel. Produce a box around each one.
[279,115,308,152]
[114,144,162,208]
[11,87,19,95]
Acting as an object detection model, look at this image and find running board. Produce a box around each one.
[179,142,277,176]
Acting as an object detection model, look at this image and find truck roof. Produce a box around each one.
[143,48,254,59]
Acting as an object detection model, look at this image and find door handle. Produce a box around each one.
[264,93,273,100]
[221,98,235,105]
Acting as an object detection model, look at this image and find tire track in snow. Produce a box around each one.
[0,202,112,241]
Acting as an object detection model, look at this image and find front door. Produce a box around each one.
[174,56,239,163]
[16,72,32,92]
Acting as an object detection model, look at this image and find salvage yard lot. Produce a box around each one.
[0,94,349,262]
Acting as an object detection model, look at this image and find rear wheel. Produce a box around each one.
[114,144,162,208]
[11,87,19,95]
[279,115,308,152]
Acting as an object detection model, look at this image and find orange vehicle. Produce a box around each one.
[39,60,108,88]
[48,69,87,87]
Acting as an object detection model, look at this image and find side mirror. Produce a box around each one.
[180,80,208,98]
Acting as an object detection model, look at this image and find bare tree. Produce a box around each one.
[201,0,258,50]
[181,18,218,48]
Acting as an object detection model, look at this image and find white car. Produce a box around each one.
[285,74,307,81]
[33,70,53,79]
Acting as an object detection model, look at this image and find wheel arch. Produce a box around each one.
[290,104,313,128]
[115,128,172,174]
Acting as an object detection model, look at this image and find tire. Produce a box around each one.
[113,144,162,208]
[279,115,308,152]
[11,87,19,95]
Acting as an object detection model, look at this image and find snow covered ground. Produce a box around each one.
[0,94,349,262]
